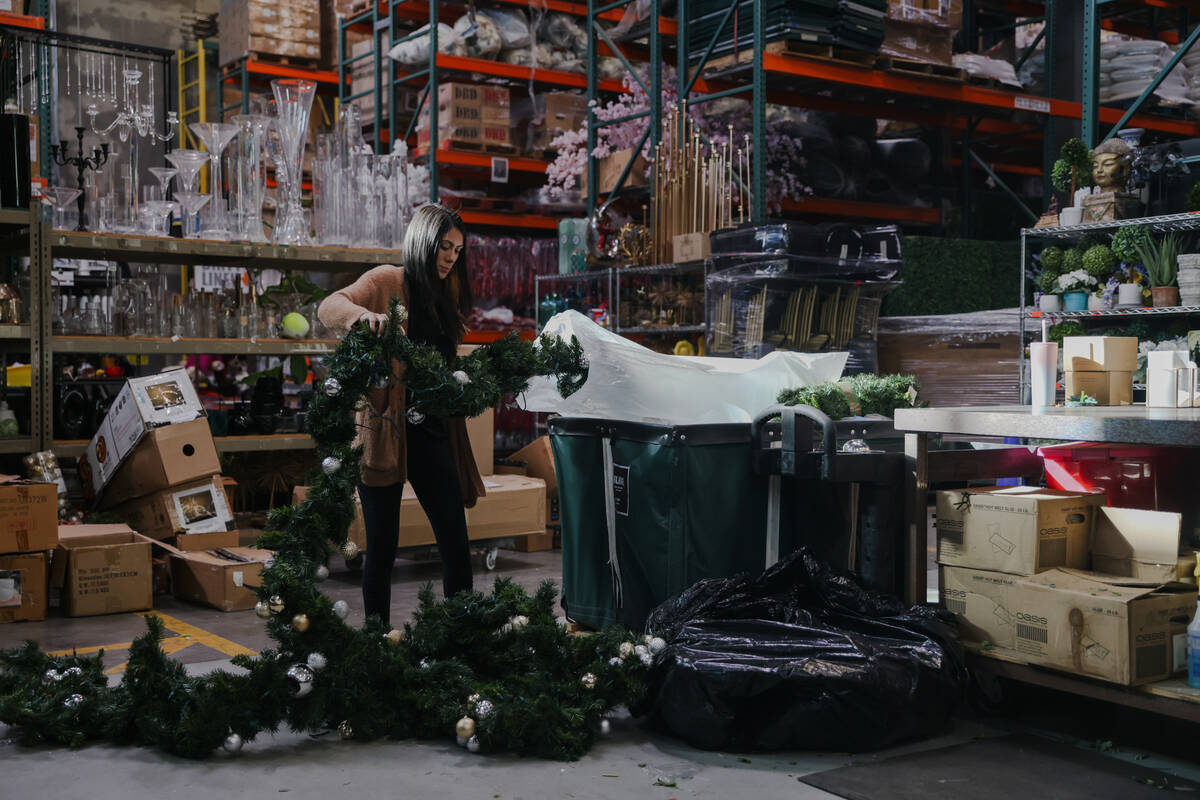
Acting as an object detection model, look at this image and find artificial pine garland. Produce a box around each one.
[0,301,659,760]
[777,374,924,419]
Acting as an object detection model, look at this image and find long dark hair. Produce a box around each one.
[402,204,472,356]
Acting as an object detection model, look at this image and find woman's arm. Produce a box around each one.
[318,265,403,334]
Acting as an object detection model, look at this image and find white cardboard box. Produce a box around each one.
[83,368,204,493]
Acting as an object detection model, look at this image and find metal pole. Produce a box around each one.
[586,0,598,218]
[428,0,438,202]
[1081,0,1100,147]
[751,0,766,222]
[1042,0,1056,208]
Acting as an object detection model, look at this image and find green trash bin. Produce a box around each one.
[550,418,774,630]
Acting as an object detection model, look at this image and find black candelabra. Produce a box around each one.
[49,126,109,231]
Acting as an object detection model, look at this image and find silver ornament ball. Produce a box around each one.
[63,666,84,679]
[466,735,480,754]
[467,693,481,706]
[268,595,285,614]
[44,669,61,682]
[375,375,391,389]
[608,657,621,667]
[306,652,328,671]
[452,370,471,385]
[223,732,243,754]
[475,700,495,719]
[63,693,84,709]
[618,641,634,658]
[648,637,667,655]
[599,719,612,736]
[323,377,342,397]
[321,456,342,475]
[315,564,330,582]
[510,615,529,630]
[634,644,649,658]
[332,600,350,620]
[406,407,425,425]
[419,658,431,669]
[338,720,353,740]
[285,663,315,698]
[580,672,597,690]
[255,601,271,619]
[639,652,653,667]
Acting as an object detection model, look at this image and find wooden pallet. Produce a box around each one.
[706,39,877,72]
[878,55,965,83]
[419,140,518,156]
[247,51,323,70]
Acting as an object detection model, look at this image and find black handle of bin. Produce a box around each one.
[752,404,836,480]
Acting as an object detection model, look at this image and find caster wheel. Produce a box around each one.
[484,547,498,571]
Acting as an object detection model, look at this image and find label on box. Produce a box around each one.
[170,482,233,534]
[491,157,509,184]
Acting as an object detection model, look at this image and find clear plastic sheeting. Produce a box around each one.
[522,311,847,425]
[706,262,898,363]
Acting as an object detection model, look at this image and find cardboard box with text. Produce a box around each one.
[116,475,235,540]
[155,540,273,612]
[936,487,1106,576]
[96,418,220,508]
[51,525,153,617]
[0,477,58,554]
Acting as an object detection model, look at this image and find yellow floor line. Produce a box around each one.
[142,611,257,659]
[48,641,134,657]
[104,636,193,675]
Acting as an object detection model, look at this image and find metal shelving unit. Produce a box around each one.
[0,206,41,454]
[1018,211,1200,398]
[51,336,341,356]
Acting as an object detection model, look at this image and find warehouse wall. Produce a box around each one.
[58,0,218,52]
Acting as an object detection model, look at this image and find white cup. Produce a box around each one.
[1059,207,1084,227]
[1030,342,1058,407]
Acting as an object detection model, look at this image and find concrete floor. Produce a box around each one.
[2,548,1197,799]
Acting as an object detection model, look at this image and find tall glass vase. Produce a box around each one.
[232,114,271,243]
[270,79,316,246]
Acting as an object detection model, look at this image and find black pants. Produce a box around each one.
[357,420,472,625]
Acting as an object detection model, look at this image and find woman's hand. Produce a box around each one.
[358,312,389,335]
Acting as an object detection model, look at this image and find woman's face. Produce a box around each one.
[437,227,464,280]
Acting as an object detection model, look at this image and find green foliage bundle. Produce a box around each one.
[0,299,654,761]
[1082,244,1118,278]
[1038,271,1059,294]
[1111,225,1151,264]
[1051,138,1094,195]
[777,374,924,419]
[1048,321,1085,345]
[1062,247,1084,274]
[1039,246,1065,275]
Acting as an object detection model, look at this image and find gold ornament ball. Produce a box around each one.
[292,614,310,633]
[268,595,285,614]
[455,717,476,740]
[384,629,402,646]
[338,720,353,740]
[254,601,271,619]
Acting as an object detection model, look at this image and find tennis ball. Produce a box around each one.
[280,312,311,339]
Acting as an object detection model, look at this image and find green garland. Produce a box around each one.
[0,301,658,760]
[777,374,924,419]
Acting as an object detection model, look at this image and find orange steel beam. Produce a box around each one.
[780,197,941,224]
[458,210,558,230]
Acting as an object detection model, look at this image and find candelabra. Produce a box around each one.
[87,69,178,231]
[49,127,110,231]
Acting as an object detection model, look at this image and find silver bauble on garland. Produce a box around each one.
[466,735,480,753]
[599,719,612,736]
[475,700,495,719]
[306,652,327,671]
[63,666,84,678]
[452,370,471,385]
[341,541,359,560]
[286,663,315,698]
[649,636,667,655]
[338,720,354,740]
[268,595,285,614]
[580,672,596,690]
[255,601,271,619]
[406,407,425,425]
[332,600,350,620]
[63,693,84,708]
[223,732,243,753]
[315,564,330,582]
[321,456,342,475]
[323,377,342,397]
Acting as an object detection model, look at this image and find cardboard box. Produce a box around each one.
[532,92,586,150]
[508,435,559,527]
[1091,506,1182,582]
[941,564,1195,686]
[1063,336,1139,372]
[156,541,272,612]
[0,552,48,623]
[83,368,205,498]
[466,411,494,478]
[51,525,153,617]
[172,530,242,552]
[219,0,322,66]
[511,526,556,553]
[936,487,1106,576]
[673,232,712,263]
[1063,370,1133,406]
[116,475,236,540]
[0,477,59,554]
[95,418,221,508]
[580,147,648,197]
[292,474,546,552]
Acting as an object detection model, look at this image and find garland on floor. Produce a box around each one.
[0,301,661,760]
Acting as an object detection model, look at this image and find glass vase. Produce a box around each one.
[233,114,272,243]
[270,79,316,246]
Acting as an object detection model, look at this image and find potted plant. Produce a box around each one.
[1057,269,1098,310]
[1132,232,1182,307]
[1111,226,1151,306]
[1051,138,1093,226]
[1082,244,1117,309]
[1035,246,1064,312]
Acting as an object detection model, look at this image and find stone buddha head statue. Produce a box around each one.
[1091,138,1133,193]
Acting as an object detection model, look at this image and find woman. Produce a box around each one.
[318,203,485,626]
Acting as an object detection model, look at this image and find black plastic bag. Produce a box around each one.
[638,548,966,752]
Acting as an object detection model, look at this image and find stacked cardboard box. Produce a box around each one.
[937,487,1197,686]
[416,83,511,152]
[499,436,560,552]
[881,0,962,68]
[512,92,586,154]
[219,0,323,67]
[1063,336,1138,406]
[0,477,58,623]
